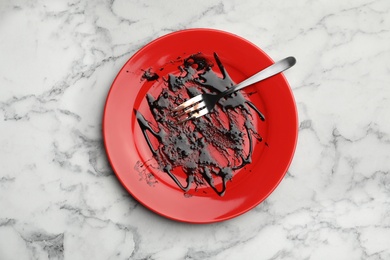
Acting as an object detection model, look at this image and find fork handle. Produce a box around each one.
[218,56,296,98]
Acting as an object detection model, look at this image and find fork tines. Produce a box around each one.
[172,94,203,112]
[172,94,208,123]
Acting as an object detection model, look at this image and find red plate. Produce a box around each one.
[103,29,298,223]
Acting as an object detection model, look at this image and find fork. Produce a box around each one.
[172,56,296,122]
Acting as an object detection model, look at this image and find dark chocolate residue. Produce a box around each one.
[142,68,159,81]
[135,53,265,196]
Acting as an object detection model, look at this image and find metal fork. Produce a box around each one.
[172,56,296,122]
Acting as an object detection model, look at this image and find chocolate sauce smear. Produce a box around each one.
[135,53,265,196]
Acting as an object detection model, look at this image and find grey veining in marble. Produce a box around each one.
[1,0,390,259]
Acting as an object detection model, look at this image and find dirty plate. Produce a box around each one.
[103,29,298,223]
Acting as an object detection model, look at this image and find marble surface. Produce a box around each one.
[1,0,390,259]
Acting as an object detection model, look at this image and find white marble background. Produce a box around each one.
[1,0,390,259]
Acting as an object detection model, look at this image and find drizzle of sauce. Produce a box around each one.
[135,53,264,196]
